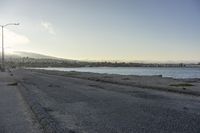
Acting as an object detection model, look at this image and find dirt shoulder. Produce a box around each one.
[30,69,200,96]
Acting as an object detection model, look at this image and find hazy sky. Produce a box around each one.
[0,0,200,62]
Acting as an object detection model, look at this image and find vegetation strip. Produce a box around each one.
[170,83,194,87]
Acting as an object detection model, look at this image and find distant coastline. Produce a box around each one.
[4,57,200,68]
[1,51,199,68]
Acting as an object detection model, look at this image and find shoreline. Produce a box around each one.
[27,66,200,79]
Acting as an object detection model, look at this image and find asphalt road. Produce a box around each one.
[0,71,42,133]
[14,69,200,133]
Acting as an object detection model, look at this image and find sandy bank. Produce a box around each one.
[30,69,200,96]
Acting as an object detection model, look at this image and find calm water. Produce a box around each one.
[37,67,200,79]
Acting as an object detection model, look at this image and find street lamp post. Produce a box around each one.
[0,23,19,72]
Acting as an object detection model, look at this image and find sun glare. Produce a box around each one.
[0,29,30,49]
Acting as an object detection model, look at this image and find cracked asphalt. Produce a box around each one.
[13,69,200,133]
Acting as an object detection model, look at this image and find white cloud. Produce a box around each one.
[41,21,55,35]
[0,29,30,48]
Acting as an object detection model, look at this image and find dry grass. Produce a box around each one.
[170,83,194,87]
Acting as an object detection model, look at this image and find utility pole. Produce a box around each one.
[0,23,19,72]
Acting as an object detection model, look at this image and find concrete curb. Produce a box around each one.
[17,81,72,133]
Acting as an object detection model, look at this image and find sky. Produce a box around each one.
[0,0,200,62]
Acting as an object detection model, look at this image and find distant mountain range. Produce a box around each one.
[2,51,76,62]
[0,51,82,67]
[12,51,58,59]
[0,51,199,68]
[2,51,60,59]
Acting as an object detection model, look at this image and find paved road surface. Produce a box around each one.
[0,71,42,133]
[14,69,200,133]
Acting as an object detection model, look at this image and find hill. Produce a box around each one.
[0,51,199,68]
